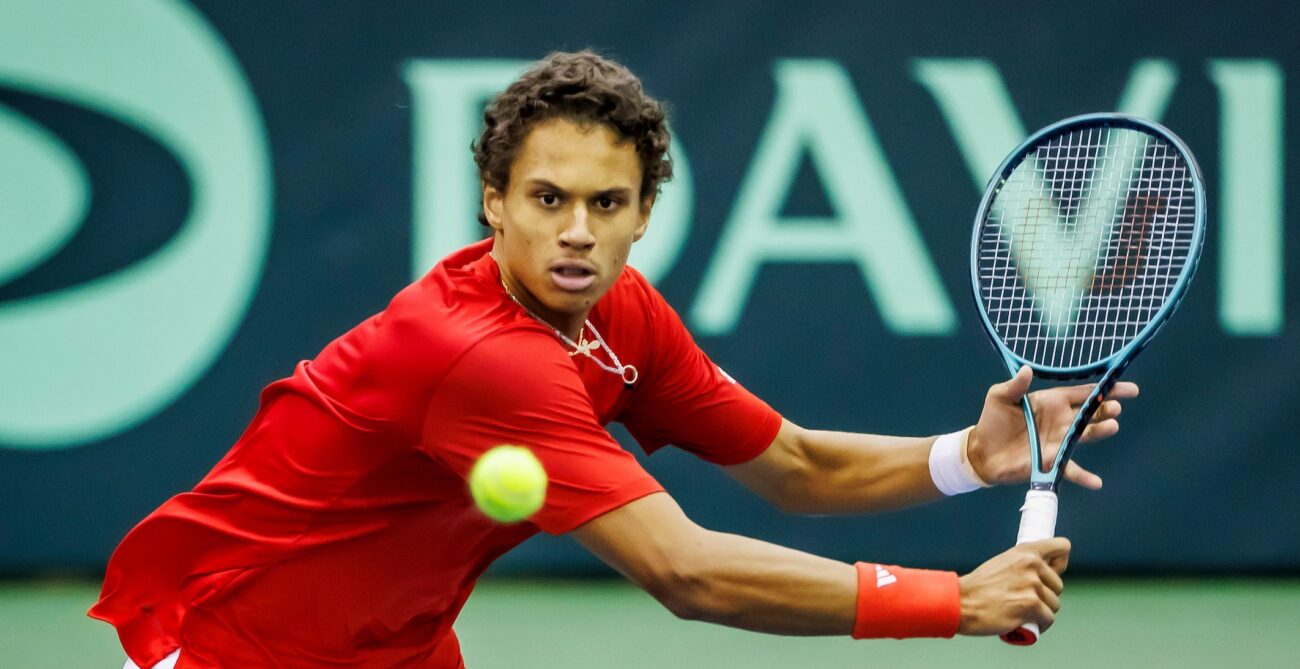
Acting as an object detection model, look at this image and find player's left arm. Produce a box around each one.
[727,367,1139,515]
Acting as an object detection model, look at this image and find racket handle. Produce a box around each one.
[1000,490,1058,646]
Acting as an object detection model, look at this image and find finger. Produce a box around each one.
[1064,461,1103,490]
[1027,538,1071,571]
[1046,547,1070,575]
[1057,383,1103,404]
[1036,557,1065,594]
[1058,380,1140,406]
[1080,418,1120,443]
[1037,581,1062,613]
[1086,400,1122,422]
[991,365,1034,403]
[1036,602,1057,631]
[1105,381,1140,400]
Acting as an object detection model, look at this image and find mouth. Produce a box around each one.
[549,259,598,292]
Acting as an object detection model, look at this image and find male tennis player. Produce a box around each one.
[91,51,1137,668]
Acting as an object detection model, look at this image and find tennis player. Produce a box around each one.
[91,51,1138,668]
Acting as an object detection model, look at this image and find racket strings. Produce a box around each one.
[977,125,1197,370]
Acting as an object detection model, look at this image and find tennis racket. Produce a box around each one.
[969,113,1206,645]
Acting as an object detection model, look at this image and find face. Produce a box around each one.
[483,117,652,335]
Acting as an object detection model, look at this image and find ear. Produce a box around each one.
[633,195,655,242]
[483,183,506,232]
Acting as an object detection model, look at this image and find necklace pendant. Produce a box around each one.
[496,271,636,385]
[569,337,600,357]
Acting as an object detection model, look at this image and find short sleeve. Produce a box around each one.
[617,282,783,465]
[421,328,664,535]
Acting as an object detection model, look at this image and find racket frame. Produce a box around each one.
[968,112,1207,491]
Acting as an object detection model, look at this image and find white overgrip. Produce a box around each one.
[1015,489,1059,545]
[1002,489,1059,646]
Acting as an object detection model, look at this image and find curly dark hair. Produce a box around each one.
[472,50,673,225]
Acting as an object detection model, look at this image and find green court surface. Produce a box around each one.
[5,578,1297,668]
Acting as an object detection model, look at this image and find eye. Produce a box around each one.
[538,193,559,207]
[595,196,619,211]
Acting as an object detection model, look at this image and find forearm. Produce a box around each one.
[575,493,856,634]
[727,416,989,515]
[666,528,857,635]
[782,429,945,514]
[576,492,962,639]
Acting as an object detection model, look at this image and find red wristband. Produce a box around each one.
[852,562,961,639]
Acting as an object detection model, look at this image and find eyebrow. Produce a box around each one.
[526,179,633,199]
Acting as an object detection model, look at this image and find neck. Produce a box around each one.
[495,256,587,341]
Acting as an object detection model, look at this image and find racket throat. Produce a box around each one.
[1020,394,1056,489]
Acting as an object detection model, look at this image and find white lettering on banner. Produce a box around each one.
[915,58,1182,334]
[1209,60,1285,336]
[690,60,957,336]
[406,58,1286,338]
[913,59,1179,187]
[403,60,523,277]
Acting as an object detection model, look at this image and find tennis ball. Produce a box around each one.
[469,445,548,523]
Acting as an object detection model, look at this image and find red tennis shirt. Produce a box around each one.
[89,239,783,668]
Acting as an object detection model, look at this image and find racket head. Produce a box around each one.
[969,113,1207,380]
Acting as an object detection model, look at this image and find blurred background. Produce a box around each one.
[1,1,1297,667]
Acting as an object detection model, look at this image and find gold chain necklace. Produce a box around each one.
[497,270,639,386]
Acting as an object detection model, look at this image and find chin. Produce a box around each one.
[530,289,583,313]
[554,294,597,313]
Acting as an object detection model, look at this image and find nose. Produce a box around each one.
[558,204,595,251]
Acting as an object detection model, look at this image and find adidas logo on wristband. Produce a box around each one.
[853,563,961,639]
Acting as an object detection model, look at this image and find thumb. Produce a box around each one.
[992,365,1034,402]
[1027,537,1072,570]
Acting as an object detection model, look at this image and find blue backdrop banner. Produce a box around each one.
[1,0,1297,573]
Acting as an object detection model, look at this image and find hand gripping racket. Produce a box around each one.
[969,114,1206,645]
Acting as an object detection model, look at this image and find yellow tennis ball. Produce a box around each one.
[469,445,547,523]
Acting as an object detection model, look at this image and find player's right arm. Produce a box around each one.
[425,327,1064,640]
[570,491,1070,638]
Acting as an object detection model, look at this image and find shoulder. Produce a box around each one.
[442,326,587,402]
[337,239,529,371]
[311,279,507,381]
[599,263,675,326]
[609,264,657,301]
[423,326,604,447]
[303,241,536,418]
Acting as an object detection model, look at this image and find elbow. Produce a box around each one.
[653,584,709,622]
[644,561,710,622]
[764,435,823,515]
[758,481,810,515]
[765,465,823,514]
[769,490,821,515]
[641,543,735,624]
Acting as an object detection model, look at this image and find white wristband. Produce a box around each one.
[928,427,989,496]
